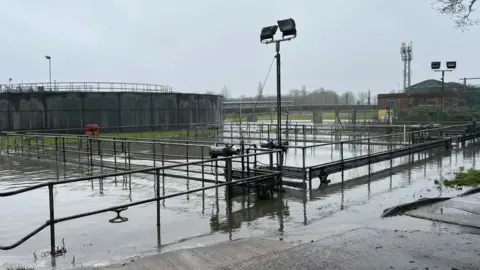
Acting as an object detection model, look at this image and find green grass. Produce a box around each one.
[3,136,77,146]
[104,129,216,138]
[443,168,480,187]
[224,111,377,121]
[1,129,217,146]
[262,127,359,135]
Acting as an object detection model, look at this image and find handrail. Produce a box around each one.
[0,81,174,93]
[5,123,471,152]
[0,223,49,250]
[307,138,451,170]
[0,171,280,251]
[0,150,280,197]
[302,123,469,149]
[2,122,220,134]
[6,134,217,148]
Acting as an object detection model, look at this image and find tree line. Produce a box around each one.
[215,84,377,106]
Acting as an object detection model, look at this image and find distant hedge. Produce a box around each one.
[396,106,480,123]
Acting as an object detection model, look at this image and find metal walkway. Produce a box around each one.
[259,138,455,188]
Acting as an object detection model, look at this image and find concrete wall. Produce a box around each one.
[0,92,223,132]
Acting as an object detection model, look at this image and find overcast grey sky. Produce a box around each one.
[1,0,479,97]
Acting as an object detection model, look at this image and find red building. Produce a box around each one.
[377,79,466,110]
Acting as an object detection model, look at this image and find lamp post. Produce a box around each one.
[45,55,52,91]
[431,61,456,126]
[8,78,12,90]
[260,18,297,167]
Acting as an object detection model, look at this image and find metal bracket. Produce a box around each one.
[318,171,331,187]
[109,207,129,223]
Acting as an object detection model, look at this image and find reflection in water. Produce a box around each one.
[210,193,289,235]
[341,172,345,210]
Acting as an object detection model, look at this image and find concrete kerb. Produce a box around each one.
[381,197,452,218]
[381,185,480,218]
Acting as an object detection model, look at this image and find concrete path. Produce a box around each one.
[225,227,480,270]
[77,190,480,270]
[77,238,295,270]
[78,227,480,270]
[405,191,480,229]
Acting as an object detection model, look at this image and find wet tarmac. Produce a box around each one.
[1,124,479,269]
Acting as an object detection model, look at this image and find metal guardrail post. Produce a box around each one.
[127,142,132,170]
[155,169,161,246]
[302,147,309,189]
[55,137,58,162]
[161,143,165,167]
[97,139,101,155]
[215,159,219,184]
[48,183,56,257]
[99,139,103,167]
[340,142,344,162]
[201,146,205,181]
[225,157,233,199]
[62,137,66,163]
[36,137,40,159]
[89,138,93,167]
[367,138,371,156]
[152,140,157,167]
[113,139,117,167]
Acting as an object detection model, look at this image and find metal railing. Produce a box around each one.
[0,123,477,264]
[0,149,281,265]
[0,81,174,93]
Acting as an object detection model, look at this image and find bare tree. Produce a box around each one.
[435,0,478,29]
[221,85,230,100]
[257,81,264,100]
[357,92,369,105]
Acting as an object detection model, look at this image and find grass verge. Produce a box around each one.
[261,127,359,135]
[1,129,217,146]
[224,111,377,121]
[444,168,480,187]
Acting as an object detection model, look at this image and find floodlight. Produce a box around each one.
[260,25,278,42]
[45,55,51,60]
[277,18,297,38]
[431,61,441,70]
[446,61,456,69]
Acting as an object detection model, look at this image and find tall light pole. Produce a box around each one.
[45,55,52,91]
[8,78,12,90]
[260,18,297,167]
[431,61,456,126]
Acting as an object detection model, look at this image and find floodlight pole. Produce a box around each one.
[45,55,52,91]
[440,70,445,126]
[263,38,292,167]
[434,69,452,126]
[275,41,282,165]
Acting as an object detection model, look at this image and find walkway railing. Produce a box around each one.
[0,81,174,93]
[0,150,280,265]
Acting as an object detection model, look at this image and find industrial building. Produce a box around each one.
[377,79,479,110]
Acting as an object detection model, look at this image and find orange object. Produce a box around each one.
[84,124,100,136]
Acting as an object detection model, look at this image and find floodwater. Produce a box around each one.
[0,124,479,269]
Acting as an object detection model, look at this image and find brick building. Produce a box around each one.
[377,79,466,110]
